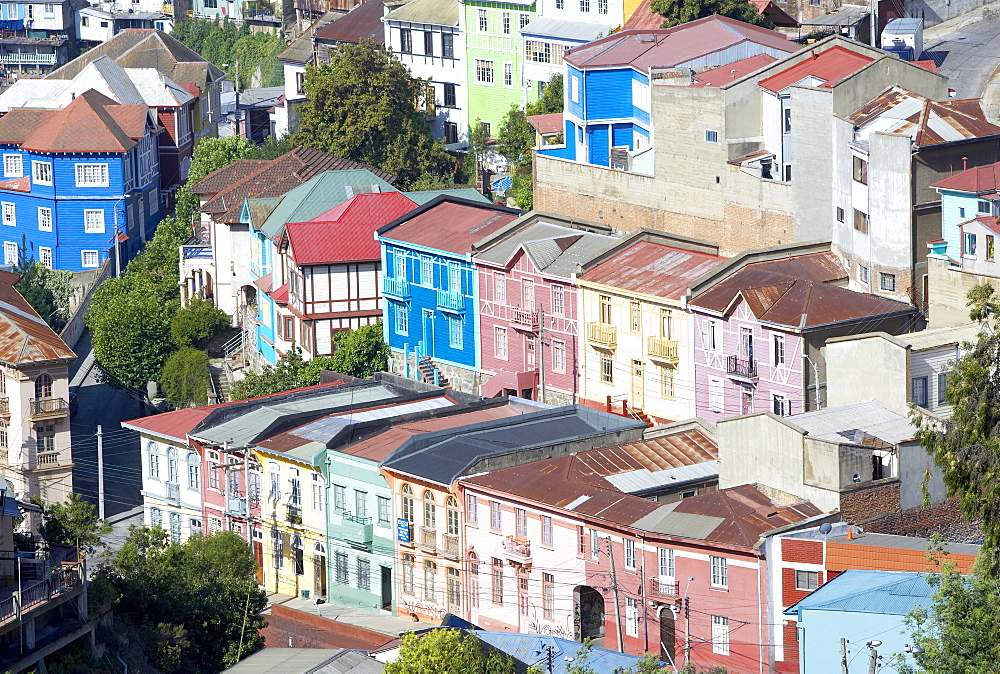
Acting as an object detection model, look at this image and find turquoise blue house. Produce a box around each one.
[930,159,1000,260]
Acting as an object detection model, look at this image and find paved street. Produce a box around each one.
[68,329,145,519]
[924,9,1000,99]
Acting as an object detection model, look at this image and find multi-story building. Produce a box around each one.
[380,405,645,623]
[378,196,522,393]
[0,90,162,271]
[77,7,172,44]
[688,243,916,422]
[273,12,339,139]
[0,0,76,76]
[520,18,608,100]
[575,230,725,424]
[0,271,75,521]
[473,212,618,404]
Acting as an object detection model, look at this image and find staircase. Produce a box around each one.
[417,357,452,389]
[209,359,233,403]
[625,403,652,427]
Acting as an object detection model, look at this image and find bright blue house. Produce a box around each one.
[377,196,521,391]
[0,89,161,271]
[930,159,1000,262]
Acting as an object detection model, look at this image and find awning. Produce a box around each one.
[0,20,26,30]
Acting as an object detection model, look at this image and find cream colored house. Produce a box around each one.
[574,231,725,424]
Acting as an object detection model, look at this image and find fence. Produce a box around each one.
[60,258,114,349]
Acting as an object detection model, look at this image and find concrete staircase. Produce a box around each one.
[209,359,233,403]
[417,357,452,389]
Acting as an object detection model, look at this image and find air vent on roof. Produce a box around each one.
[639,34,655,42]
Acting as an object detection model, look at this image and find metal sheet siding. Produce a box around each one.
[566,65,585,119]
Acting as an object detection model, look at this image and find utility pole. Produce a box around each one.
[841,638,849,674]
[605,536,625,653]
[684,596,691,667]
[537,305,546,405]
[222,440,231,532]
[96,425,104,521]
[868,646,878,674]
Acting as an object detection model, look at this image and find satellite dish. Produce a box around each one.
[819,523,833,535]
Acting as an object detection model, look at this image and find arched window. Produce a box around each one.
[149,506,162,528]
[423,490,436,530]
[424,560,437,601]
[187,452,200,490]
[167,446,178,483]
[147,441,160,480]
[468,551,479,575]
[271,527,283,570]
[314,541,325,556]
[401,484,414,523]
[291,534,304,576]
[34,373,52,399]
[446,496,459,535]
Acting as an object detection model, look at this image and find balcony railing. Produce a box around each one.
[510,306,538,328]
[0,52,57,65]
[29,397,68,419]
[383,276,410,298]
[649,577,680,598]
[180,244,213,260]
[586,322,616,346]
[441,533,460,560]
[36,451,59,467]
[419,526,437,552]
[726,356,758,379]
[166,481,180,501]
[505,535,531,561]
[342,512,373,525]
[647,337,679,361]
[0,397,9,418]
[287,505,302,525]
[436,289,464,311]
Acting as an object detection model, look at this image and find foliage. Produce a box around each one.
[650,0,772,27]
[98,527,267,673]
[564,640,668,673]
[914,283,1000,574]
[257,133,296,160]
[160,347,212,408]
[13,240,74,332]
[292,39,451,186]
[170,297,230,348]
[45,642,109,674]
[496,105,535,165]
[175,135,260,228]
[171,19,285,89]
[408,172,461,191]
[470,118,493,171]
[384,630,516,674]
[529,74,564,115]
[230,344,312,400]
[34,493,111,555]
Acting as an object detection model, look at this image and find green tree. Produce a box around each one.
[170,297,230,348]
[529,74,564,115]
[384,629,516,674]
[292,39,451,185]
[496,104,535,165]
[650,0,772,27]
[35,493,112,555]
[160,347,212,407]
[171,19,285,90]
[12,239,74,332]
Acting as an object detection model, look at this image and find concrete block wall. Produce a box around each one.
[926,256,1000,328]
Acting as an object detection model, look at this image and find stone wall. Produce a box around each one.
[839,478,901,523]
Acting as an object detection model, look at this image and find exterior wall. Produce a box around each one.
[825,335,909,414]
[140,432,204,543]
[198,442,254,549]
[761,534,827,672]
[275,61,306,138]
[925,255,1000,328]
[796,608,920,672]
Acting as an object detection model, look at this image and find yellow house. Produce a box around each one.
[575,231,725,425]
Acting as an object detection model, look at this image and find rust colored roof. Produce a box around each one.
[188,159,269,196]
[850,86,1000,147]
[0,177,29,192]
[691,53,778,87]
[378,197,521,255]
[727,148,775,165]
[0,109,55,144]
[913,59,937,72]
[931,159,1000,193]
[526,112,563,135]
[622,0,662,30]
[758,45,874,93]
[573,428,718,477]
[314,0,385,44]
[0,273,75,367]
[200,147,396,223]
[579,239,726,299]
[960,215,1000,235]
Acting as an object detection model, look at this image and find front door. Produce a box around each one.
[631,360,644,410]
[380,566,393,610]
[252,541,264,585]
[314,554,327,598]
[422,310,435,358]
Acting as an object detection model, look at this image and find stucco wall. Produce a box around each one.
[926,256,1000,328]
[825,335,909,414]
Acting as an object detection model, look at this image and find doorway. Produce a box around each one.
[252,541,264,585]
[421,310,435,357]
[660,610,676,665]
[631,360,644,409]
[314,543,327,598]
[574,585,606,641]
[381,566,393,610]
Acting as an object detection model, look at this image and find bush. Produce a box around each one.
[170,298,230,348]
[160,348,211,408]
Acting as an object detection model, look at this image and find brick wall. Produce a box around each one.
[839,478,900,523]
[781,538,822,565]
[783,621,799,665]
[781,567,826,608]
[261,603,395,651]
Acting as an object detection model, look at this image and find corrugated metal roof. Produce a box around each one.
[526,112,563,135]
[603,461,718,494]
[580,240,726,299]
[474,221,618,279]
[384,0,458,27]
[691,53,778,87]
[379,197,521,255]
[931,159,1000,193]
[792,402,917,445]
[474,631,659,673]
[851,86,1000,147]
[758,45,873,93]
[519,17,611,42]
[314,0,385,44]
[801,5,868,26]
[574,426,718,474]
[0,270,76,367]
[222,647,383,673]
[403,188,491,206]
[278,13,340,63]
[784,570,932,617]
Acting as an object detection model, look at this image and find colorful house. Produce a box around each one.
[378,196,522,393]
[0,90,161,271]
[473,213,618,404]
[931,159,1000,272]
[576,230,725,424]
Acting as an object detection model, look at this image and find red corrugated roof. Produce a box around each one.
[960,215,1000,235]
[931,160,1000,193]
[758,45,874,93]
[526,112,563,135]
[313,0,384,44]
[691,53,778,87]
[380,198,520,254]
[580,240,727,299]
[285,192,417,265]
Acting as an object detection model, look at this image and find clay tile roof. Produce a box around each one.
[104,104,153,139]
[0,273,76,366]
[188,159,270,196]
[931,160,1000,193]
[758,45,874,94]
[15,90,151,154]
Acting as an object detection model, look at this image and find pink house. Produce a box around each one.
[473,214,618,404]
[688,245,916,423]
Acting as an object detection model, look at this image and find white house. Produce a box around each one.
[273,13,339,139]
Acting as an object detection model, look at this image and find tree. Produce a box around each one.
[650,0,771,27]
[97,527,267,672]
[384,629,516,674]
[160,347,212,408]
[230,344,313,400]
[170,297,230,348]
[35,493,112,555]
[529,74,564,115]
[170,19,285,90]
[13,239,74,332]
[292,39,452,185]
[496,104,535,165]
[914,283,1000,573]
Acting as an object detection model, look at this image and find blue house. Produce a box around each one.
[930,159,1000,264]
[0,89,161,271]
[377,196,521,392]
[784,570,932,674]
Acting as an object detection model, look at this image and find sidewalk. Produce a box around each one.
[923,0,1000,41]
[264,592,416,637]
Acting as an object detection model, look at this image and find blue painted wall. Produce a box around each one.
[939,190,994,258]
[793,609,921,673]
[588,125,609,166]
[256,293,277,365]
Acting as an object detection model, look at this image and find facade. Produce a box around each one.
[0,90,161,271]
[0,271,75,522]
[77,8,172,44]
[473,213,618,405]
[575,230,725,424]
[273,13,339,139]
[519,18,609,109]
[0,0,74,76]
[378,196,522,393]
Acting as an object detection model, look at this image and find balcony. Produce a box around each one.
[441,533,461,560]
[29,397,67,420]
[419,526,437,552]
[436,289,464,311]
[340,512,373,547]
[35,451,59,468]
[586,322,616,347]
[180,243,213,260]
[286,505,302,525]
[505,535,531,563]
[0,52,57,65]
[166,481,180,502]
[383,276,410,298]
[0,397,8,420]
[647,337,679,362]
[726,356,758,380]
[648,577,680,599]
[510,306,538,329]
[227,498,247,517]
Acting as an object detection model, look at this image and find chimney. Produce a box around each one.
[963,156,968,171]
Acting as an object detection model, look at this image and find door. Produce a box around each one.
[631,360,644,410]
[314,549,327,598]
[740,326,754,362]
[380,566,393,610]
[741,386,754,415]
[422,309,435,357]
[660,610,676,665]
[252,541,264,585]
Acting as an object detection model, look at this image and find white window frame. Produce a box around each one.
[711,615,730,655]
[2,241,15,265]
[705,129,719,143]
[75,163,109,187]
[624,538,636,569]
[495,326,508,359]
[81,250,99,268]
[475,59,495,85]
[38,207,52,232]
[773,334,785,367]
[571,76,580,103]
[503,61,513,88]
[1,202,14,227]
[709,378,723,413]
[625,597,638,637]
[31,161,52,186]
[552,339,566,373]
[3,154,22,177]
[84,209,105,233]
[710,555,728,588]
[39,247,52,269]
[658,548,674,578]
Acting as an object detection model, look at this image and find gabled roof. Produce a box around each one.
[284,192,418,265]
[474,220,618,279]
[278,12,340,64]
[579,237,726,299]
[931,159,1000,193]
[188,159,270,196]
[784,570,932,617]
[690,53,778,87]
[313,0,384,44]
[475,631,659,673]
[384,0,458,27]
[0,271,76,367]
[564,16,797,70]
[526,112,563,135]
[378,196,521,255]
[758,45,874,94]
[850,86,1000,147]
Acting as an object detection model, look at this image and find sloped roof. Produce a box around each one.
[784,570,932,617]
[580,239,726,299]
[564,16,797,70]
[0,271,76,367]
[188,159,270,195]
[475,631,658,673]
[691,53,778,87]
[474,221,618,279]
[278,12,340,63]
[791,402,918,445]
[758,45,874,93]
[749,0,799,27]
[573,424,718,476]
[519,17,611,42]
[622,0,664,30]
[931,159,1000,193]
[314,0,385,44]
[379,196,521,255]
[402,188,492,206]
[850,86,1000,147]
[527,112,563,135]
[384,0,458,27]
[961,214,1000,236]
[0,109,56,144]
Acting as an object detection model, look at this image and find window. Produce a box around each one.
[166,447,178,483]
[378,496,391,524]
[526,40,553,64]
[600,353,613,384]
[711,556,728,587]
[624,538,636,569]
[447,567,461,612]
[580,0,590,11]
[772,393,789,416]
[709,377,723,413]
[965,232,978,256]
[292,535,304,575]
[659,548,675,578]
[1,203,13,228]
[520,13,528,28]
[39,247,52,269]
[599,294,612,324]
[335,551,348,583]
[783,107,791,134]
[448,314,464,349]
[630,302,641,332]
[577,526,586,556]
[82,15,88,26]
[443,33,454,58]
[308,476,322,512]
[541,516,553,546]
[147,441,160,480]
[357,558,370,590]
[424,560,437,600]
[571,76,580,104]
[268,466,280,501]
[859,264,870,285]
[773,334,785,366]
[447,497,459,535]
[705,129,719,143]
[467,494,478,523]
[515,508,527,537]
[32,161,52,185]
[37,207,52,232]
[880,272,896,292]
[37,424,54,453]
[333,484,346,511]
[701,320,718,351]
[394,302,408,335]
[355,490,367,519]
[424,30,434,56]
[795,570,819,590]
[477,8,487,31]
[660,366,675,399]
[150,507,162,528]
[75,163,109,187]
[495,326,508,358]
[543,573,554,618]
[626,597,639,637]
[444,122,458,144]
[978,199,993,214]
[468,556,479,609]
[598,0,608,12]
[400,28,412,53]
[295,71,305,95]
[988,235,996,260]
[420,257,433,284]
[494,272,507,303]
[490,500,502,530]
[938,372,949,405]
[84,209,105,233]
[402,554,415,594]
[190,518,202,536]
[854,209,868,234]
[443,82,456,107]
[3,154,21,177]
[491,558,504,603]
[100,20,108,27]
[912,376,929,407]
[81,250,99,268]
[272,528,283,569]
[423,490,436,529]
[836,207,845,223]
[852,156,869,185]
[711,616,730,655]
[591,529,600,558]
[502,11,510,34]
[402,484,414,523]
[553,340,566,373]
[502,61,513,88]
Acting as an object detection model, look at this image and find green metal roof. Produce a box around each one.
[402,187,491,205]
[384,0,459,27]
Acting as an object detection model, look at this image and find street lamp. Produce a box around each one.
[46,307,65,320]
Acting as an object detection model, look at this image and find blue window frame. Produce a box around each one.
[395,302,409,335]
[448,314,463,349]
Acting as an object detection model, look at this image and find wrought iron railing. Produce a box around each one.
[505,535,531,559]
[29,397,67,417]
[727,356,758,379]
